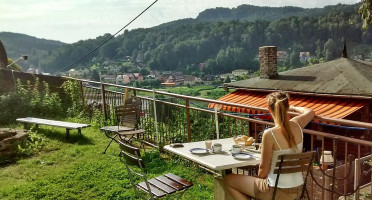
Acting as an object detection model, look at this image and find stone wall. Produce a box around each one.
[259,46,278,79]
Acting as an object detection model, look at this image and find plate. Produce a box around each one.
[189,148,210,154]
[232,153,253,160]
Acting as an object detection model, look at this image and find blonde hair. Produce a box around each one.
[266,91,296,148]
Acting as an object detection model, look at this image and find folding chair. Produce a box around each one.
[118,140,193,199]
[272,151,316,200]
[101,97,145,154]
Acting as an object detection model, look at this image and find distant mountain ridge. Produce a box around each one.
[1,2,370,74]
[196,3,358,22]
[0,32,64,70]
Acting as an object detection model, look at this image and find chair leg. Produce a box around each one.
[104,139,115,154]
[103,133,118,154]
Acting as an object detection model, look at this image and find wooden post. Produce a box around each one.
[215,107,219,140]
[152,91,159,146]
[101,84,107,120]
[354,145,361,200]
[185,99,191,142]
[331,138,338,199]
[79,81,85,106]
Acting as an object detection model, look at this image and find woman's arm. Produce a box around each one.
[289,106,315,129]
[257,130,274,179]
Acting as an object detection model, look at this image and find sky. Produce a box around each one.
[0,0,361,43]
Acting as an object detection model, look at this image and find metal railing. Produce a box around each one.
[67,78,372,199]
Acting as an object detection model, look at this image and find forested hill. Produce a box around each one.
[0,32,64,70]
[196,4,357,22]
[38,3,372,74]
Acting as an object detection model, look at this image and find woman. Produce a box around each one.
[224,91,315,200]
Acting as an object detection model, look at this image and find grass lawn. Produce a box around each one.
[0,122,214,199]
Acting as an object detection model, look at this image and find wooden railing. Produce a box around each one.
[74,78,372,199]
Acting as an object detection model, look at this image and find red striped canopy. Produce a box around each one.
[208,90,367,119]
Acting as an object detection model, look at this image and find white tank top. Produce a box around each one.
[267,123,304,188]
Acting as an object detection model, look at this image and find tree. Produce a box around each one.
[359,0,372,30]
[139,67,150,76]
[91,69,100,82]
[323,39,338,61]
[289,43,301,67]
[224,76,231,83]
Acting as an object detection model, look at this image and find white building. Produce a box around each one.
[232,69,249,76]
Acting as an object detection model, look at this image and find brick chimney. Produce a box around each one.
[259,46,278,79]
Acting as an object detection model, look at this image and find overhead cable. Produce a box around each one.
[55,0,159,74]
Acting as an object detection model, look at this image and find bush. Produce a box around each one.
[0,78,64,125]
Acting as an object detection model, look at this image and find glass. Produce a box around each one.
[205,140,212,149]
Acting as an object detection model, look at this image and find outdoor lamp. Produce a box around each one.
[320,150,334,170]
[6,55,28,69]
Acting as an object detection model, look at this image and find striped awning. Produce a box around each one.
[208,90,367,119]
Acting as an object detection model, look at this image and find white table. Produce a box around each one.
[164,138,261,200]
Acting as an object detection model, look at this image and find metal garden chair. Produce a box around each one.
[271,151,316,200]
[101,97,145,154]
[118,140,193,199]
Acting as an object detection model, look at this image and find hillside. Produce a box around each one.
[0,32,64,70]
[196,3,358,22]
[4,3,372,75]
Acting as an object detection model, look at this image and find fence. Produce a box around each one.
[2,71,371,200]
[74,78,372,200]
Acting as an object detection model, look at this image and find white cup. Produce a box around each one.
[232,145,241,154]
[212,143,222,152]
[238,142,245,151]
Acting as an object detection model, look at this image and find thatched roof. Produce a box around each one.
[225,58,372,97]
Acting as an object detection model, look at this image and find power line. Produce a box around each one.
[55,0,159,74]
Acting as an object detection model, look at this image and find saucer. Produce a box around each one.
[232,153,253,160]
[189,148,210,155]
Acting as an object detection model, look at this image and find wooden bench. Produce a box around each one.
[16,117,91,139]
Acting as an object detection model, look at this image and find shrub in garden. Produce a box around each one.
[0,78,64,125]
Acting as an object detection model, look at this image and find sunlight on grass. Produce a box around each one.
[0,123,214,199]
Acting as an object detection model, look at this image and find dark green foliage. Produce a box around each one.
[359,0,372,30]
[61,80,85,117]
[0,79,63,125]
[0,32,64,71]
[91,69,100,82]
[35,3,372,74]
[224,76,231,83]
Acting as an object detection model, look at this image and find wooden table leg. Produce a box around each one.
[66,129,70,140]
[214,169,233,200]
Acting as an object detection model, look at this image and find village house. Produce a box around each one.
[277,50,288,61]
[201,74,218,85]
[101,74,116,83]
[116,74,131,84]
[299,51,311,62]
[183,75,198,85]
[232,69,249,76]
[116,73,144,84]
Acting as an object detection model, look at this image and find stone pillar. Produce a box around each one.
[259,46,278,79]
